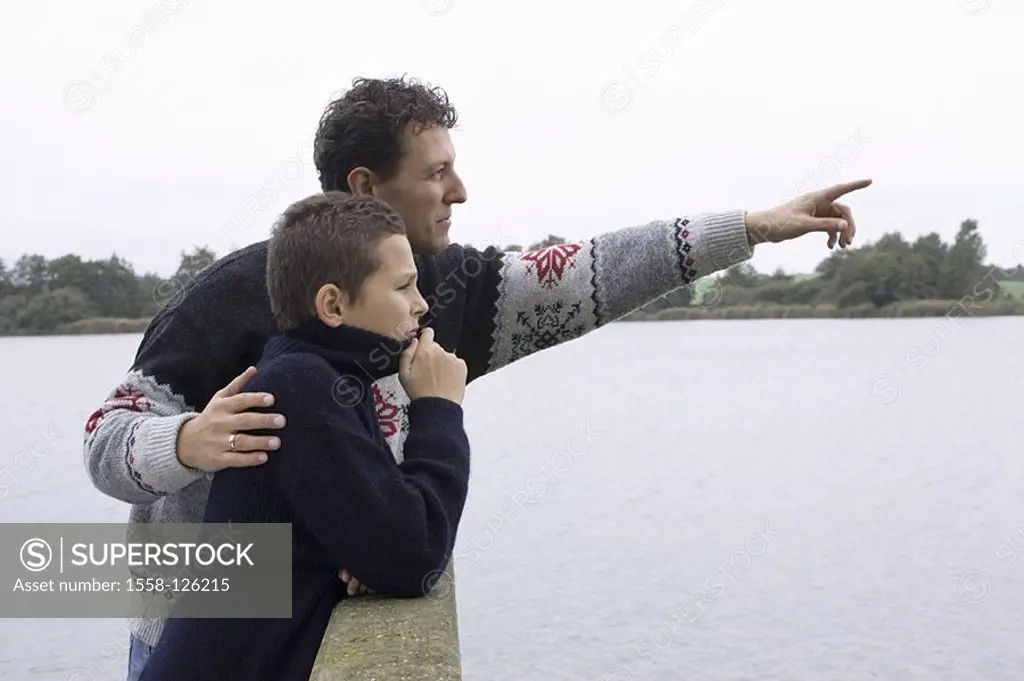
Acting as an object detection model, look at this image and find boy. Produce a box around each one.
[139,191,472,681]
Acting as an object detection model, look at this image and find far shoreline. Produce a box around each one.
[626,298,1024,322]
[2,299,1022,338]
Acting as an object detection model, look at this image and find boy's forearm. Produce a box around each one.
[367,398,471,594]
[343,454,469,597]
[277,398,470,596]
[284,459,468,596]
[83,371,206,503]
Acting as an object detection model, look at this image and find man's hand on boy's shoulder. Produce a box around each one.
[176,366,287,472]
[339,569,374,597]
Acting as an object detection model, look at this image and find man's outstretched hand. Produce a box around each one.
[745,178,872,250]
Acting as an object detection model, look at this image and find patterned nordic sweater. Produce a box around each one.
[83,210,753,646]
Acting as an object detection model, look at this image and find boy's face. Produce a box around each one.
[331,234,428,341]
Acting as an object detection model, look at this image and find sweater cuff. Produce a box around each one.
[695,209,754,277]
[407,397,464,431]
[134,412,208,493]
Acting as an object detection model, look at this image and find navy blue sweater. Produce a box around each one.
[139,319,472,681]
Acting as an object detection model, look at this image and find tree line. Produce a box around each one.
[632,218,1024,317]
[1,220,1020,335]
[0,247,217,335]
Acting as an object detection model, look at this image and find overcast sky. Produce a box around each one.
[3,0,1021,277]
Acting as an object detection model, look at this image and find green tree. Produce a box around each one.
[136,272,165,318]
[174,247,217,285]
[0,293,27,334]
[874,232,912,254]
[149,248,219,312]
[909,233,948,299]
[825,249,898,307]
[48,254,96,300]
[16,287,95,334]
[92,255,142,318]
[10,254,49,294]
[938,219,988,299]
[814,249,853,280]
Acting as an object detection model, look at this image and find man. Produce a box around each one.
[83,76,870,680]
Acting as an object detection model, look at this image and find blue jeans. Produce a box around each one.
[126,634,154,681]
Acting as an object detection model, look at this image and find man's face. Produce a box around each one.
[340,234,429,341]
[373,124,468,255]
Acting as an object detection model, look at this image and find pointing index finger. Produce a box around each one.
[821,178,872,202]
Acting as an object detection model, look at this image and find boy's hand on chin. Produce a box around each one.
[339,569,374,596]
[399,327,468,405]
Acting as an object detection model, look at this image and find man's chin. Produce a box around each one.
[436,221,452,247]
[413,236,451,256]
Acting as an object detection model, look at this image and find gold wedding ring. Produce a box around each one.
[228,433,238,452]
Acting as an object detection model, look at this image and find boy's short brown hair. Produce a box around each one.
[266,192,406,330]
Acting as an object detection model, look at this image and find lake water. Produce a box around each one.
[1,318,1022,680]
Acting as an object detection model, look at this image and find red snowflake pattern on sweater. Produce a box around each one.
[371,383,403,440]
[85,384,155,435]
[521,244,582,288]
[370,375,411,462]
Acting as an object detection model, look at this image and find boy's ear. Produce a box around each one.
[346,167,376,197]
[314,284,348,327]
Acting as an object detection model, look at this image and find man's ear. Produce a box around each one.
[346,167,377,197]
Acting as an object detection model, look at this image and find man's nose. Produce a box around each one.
[447,171,467,204]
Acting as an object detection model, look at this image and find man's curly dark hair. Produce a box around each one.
[313,76,459,192]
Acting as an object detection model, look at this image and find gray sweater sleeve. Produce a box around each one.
[480,210,752,373]
[83,372,206,504]
[82,245,271,504]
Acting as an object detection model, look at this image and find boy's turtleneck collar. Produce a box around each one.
[276,317,413,384]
